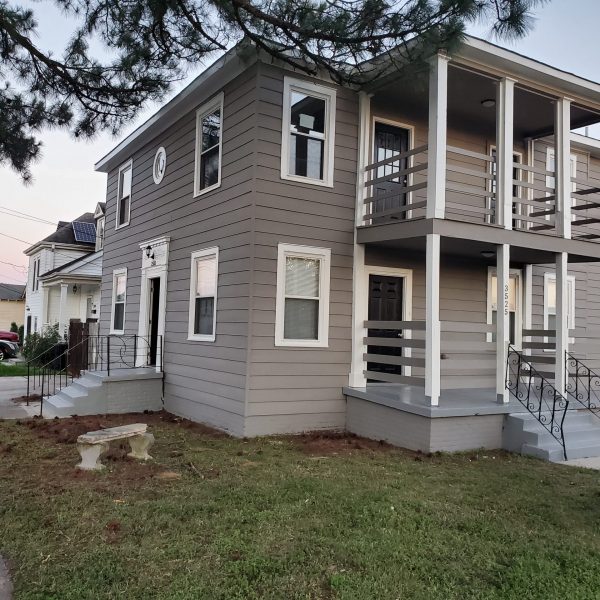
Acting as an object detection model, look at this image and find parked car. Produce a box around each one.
[0,330,19,343]
[0,340,19,360]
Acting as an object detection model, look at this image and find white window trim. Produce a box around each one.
[543,272,575,346]
[110,268,127,334]
[486,267,523,348]
[116,159,132,230]
[193,93,224,197]
[546,147,577,221]
[275,243,331,347]
[280,77,336,188]
[96,216,105,251]
[187,247,219,342]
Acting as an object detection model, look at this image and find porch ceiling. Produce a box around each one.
[373,64,600,141]
[357,218,600,264]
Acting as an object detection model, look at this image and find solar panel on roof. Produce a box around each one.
[72,221,96,244]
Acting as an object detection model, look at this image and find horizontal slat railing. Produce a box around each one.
[570,175,600,241]
[363,320,426,386]
[445,146,496,225]
[363,145,428,225]
[440,321,495,380]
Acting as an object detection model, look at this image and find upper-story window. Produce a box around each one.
[96,217,105,251]
[117,160,132,229]
[281,77,336,187]
[32,256,40,292]
[194,93,224,196]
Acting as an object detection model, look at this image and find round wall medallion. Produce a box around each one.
[153,146,167,184]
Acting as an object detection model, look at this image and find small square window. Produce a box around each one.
[281,78,336,187]
[188,248,218,341]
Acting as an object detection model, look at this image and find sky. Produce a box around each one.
[1,0,600,285]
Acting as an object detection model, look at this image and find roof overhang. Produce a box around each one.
[94,42,258,174]
[41,275,101,287]
[24,242,94,257]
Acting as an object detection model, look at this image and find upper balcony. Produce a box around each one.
[355,43,600,263]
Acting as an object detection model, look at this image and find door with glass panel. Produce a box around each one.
[367,274,404,377]
[372,122,410,222]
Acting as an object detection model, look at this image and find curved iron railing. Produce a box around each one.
[506,345,569,460]
[566,352,600,418]
[26,334,163,415]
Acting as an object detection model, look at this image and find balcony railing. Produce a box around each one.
[571,175,600,240]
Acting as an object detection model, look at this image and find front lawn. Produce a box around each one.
[1,413,599,599]
[0,363,28,377]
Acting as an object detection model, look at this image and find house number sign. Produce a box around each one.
[504,283,510,316]
[153,147,167,184]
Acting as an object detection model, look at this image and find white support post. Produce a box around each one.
[523,264,533,356]
[555,252,569,395]
[496,78,515,229]
[555,97,572,239]
[425,233,441,406]
[496,244,510,404]
[426,53,449,220]
[349,91,372,388]
[58,282,69,340]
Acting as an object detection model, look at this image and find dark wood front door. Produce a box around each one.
[372,122,410,221]
[148,278,161,366]
[367,274,404,377]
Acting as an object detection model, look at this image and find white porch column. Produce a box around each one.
[425,233,441,406]
[426,53,449,219]
[496,244,510,403]
[41,285,49,328]
[523,264,533,357]
[496,78,515,229]
[349,91,372,388]
[555,97,572,239]
[58,282,69,340]
[555,252,569,395]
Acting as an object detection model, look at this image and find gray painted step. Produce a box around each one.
[505,409,600,462]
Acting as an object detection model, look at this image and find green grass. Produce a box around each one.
[0,362,30,377]
[1,414,600,600]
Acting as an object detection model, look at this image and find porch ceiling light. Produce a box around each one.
[481,98,496,108]
[481,250,495,258]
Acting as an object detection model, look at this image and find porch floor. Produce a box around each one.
[343,384,527,418]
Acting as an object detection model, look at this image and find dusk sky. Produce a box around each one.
[1,0,599,285]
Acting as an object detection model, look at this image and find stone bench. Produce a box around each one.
[76,423,154,470]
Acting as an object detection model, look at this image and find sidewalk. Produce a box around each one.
[0,377,35,419]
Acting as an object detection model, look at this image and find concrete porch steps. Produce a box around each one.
[42,369,163,418]
[504,410,600,462]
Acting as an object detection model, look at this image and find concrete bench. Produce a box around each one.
[76,423,154,470]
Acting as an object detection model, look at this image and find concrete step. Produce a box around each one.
[506,409,600,462]
[42,392,76,418]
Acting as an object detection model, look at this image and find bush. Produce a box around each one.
[9,322,18,334]
[22,324,62,365]
[17,325,24,345]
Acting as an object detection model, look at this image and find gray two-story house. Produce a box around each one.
[48,36,600,461]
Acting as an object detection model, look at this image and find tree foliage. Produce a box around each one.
[1,0,547,180]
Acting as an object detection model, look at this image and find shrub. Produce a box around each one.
[22,324,62,365]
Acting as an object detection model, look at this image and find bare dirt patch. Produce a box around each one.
[291,430,394,455]
[11,394,41,403]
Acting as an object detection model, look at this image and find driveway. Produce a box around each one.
[0,377,32,419]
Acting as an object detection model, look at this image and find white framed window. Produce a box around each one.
[110,268,127,334]
[281,77,336,187]
[544,273,575,344]
[488,146,523,225]
[116,160,132,229]
[275,243,331,347]
[194,93,224,196]
[487,268,523,348]
[546,147,577,221]
[188,247,219,341]
[96,216,105,251]
[32,256,41,292]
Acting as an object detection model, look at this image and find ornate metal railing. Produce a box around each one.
[506,345,569,460]
[26,334,163,415]
[566,352,600,418]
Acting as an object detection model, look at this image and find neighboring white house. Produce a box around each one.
[23,203,105,339]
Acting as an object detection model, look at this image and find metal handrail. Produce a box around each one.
[506,345,569,460]
[566,352,600,418]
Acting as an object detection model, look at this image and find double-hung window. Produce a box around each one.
[275,243,331,347]
[32,257,40,292]
[194,93,223,196]
[544,273,575,344]
[117,161,132,228]
[96,216,105,251]
[110,269,127,334]
[188,248,218,341]
[281,77,336,187]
